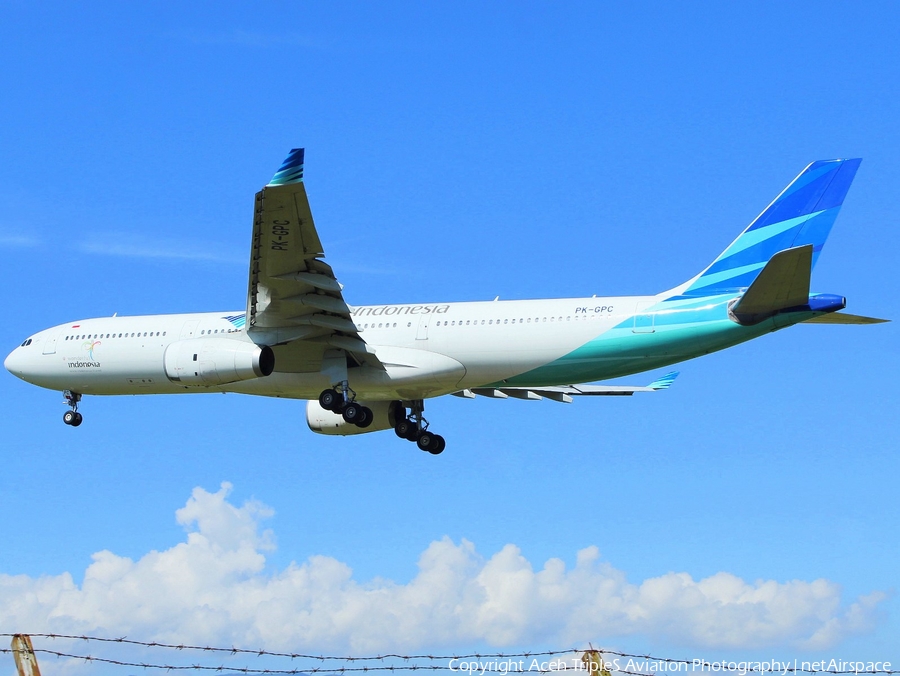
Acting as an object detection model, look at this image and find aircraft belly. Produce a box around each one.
[228,345,467,401]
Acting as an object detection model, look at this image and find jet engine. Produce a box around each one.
[164,338,275,386]
[307,399,404,436]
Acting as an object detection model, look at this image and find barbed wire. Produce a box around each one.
[2,634,896,675]
[0,634,572,661]
[0,648,594,675]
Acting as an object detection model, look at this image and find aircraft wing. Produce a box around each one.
[246,149,381,370]
[453,372,679,403]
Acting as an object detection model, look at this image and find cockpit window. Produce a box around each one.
[20,338,33,347]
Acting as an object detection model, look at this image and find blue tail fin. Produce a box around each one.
[679,159,861,297]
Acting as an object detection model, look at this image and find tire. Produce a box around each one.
[63,411,76,425]
[318,389,341,411]
[72,412,83,427]
[417,431,438,452]
[355,406,374,428]
[429,435,446,455]
[394,419,412,438]
[342,403,362,424]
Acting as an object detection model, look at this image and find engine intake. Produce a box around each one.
[164,338,274,386]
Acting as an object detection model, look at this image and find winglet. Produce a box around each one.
[268,148,305,186]
[648,371,679,390]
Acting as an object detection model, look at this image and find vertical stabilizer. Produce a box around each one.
[674,158,861,297]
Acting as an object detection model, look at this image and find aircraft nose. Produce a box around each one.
[4,347,24,378]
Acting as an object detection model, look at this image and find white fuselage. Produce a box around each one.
[6,293,719,402]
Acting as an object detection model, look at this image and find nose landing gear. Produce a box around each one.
[62,390,83,427]
[393,400,445,454]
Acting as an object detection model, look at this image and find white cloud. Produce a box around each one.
[77,237,244,264]
[0,233,38,247]
[0,483,885,655]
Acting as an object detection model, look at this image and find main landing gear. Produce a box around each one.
[317,387,446,454]
[318,383,374,429]
[393,400,446,455]
[62,390,83,427]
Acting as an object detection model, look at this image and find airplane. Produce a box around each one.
[4,150,888,455]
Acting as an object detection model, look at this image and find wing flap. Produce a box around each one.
[458,372,679,403]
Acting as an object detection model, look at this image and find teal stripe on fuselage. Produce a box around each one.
[495,294,787,387]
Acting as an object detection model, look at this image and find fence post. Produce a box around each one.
[11,635,42,676]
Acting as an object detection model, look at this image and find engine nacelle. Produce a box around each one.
[164,338,275,386]
[307,399,404,436]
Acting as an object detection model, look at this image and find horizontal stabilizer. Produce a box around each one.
[803,312,889,325]
[456,372,679,403]
[730,245,812,324]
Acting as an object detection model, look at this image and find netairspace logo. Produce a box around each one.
[447,659,894,676]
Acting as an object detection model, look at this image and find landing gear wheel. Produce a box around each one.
[395,419,416,439]
[417,431,441,453]
[318,388,342,411]
[72,412,83,427]
[63,411,76,425]
[429,435,445,455]
[354,406,374,428]
[342,403,363,424]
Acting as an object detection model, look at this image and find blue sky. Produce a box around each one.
[1,1,898,672]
